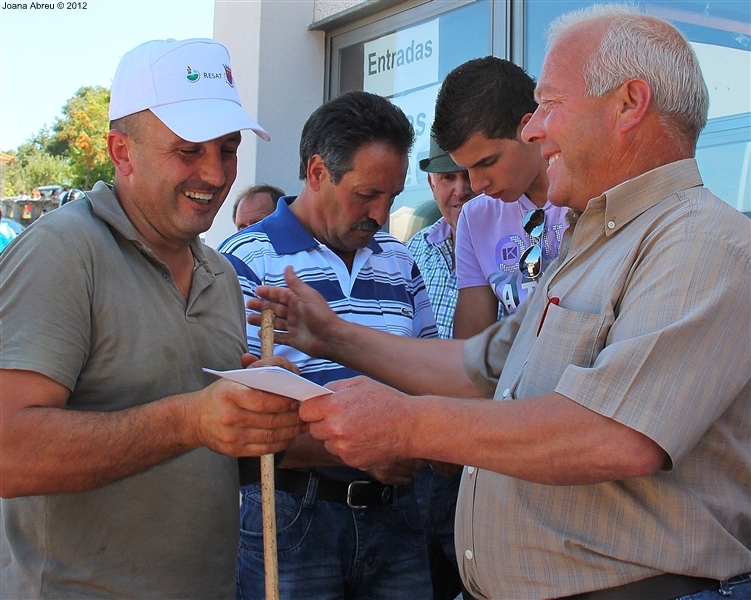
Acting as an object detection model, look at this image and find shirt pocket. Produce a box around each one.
[514,302,610,399]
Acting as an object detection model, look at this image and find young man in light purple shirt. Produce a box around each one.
[432,57,568,338]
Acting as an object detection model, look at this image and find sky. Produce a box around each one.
[1,0,215,152]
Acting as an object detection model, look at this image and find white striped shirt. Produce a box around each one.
[219,197,438,387]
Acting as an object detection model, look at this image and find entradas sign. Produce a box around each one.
[363,19,439,97]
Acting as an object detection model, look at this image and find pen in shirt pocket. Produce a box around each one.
[537,296,560,336]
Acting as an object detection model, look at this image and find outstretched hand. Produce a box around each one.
[299,376,415,471]
[247,266,338,358]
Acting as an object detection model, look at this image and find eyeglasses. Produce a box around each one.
[519,208,545,279]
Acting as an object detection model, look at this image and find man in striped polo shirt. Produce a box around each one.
[219,91,437,600]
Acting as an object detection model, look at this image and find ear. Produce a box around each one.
[616,78,652,134]
[107,130,134,177]
[426,172,437,192]
[306,154,328,192]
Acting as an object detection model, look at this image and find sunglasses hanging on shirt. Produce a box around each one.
[519,208,545,279]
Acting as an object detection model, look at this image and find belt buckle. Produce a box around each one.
[346,480,372,509]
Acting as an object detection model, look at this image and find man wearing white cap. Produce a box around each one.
[0,38,302,599]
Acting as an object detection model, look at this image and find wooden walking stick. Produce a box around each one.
[260,307,280,600]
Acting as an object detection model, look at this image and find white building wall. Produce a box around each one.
[208,0,326,247]
[314,0,367,22]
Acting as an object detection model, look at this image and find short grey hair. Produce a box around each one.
[109,111,146,143]
[548,4,709,147]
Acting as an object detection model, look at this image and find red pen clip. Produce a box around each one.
[537,296,560,336]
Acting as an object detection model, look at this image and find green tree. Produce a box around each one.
[54,86,113,189]
[3,142,70,198]
[35,124,69,158]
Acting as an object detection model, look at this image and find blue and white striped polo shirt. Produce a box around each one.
[218,197,438,387]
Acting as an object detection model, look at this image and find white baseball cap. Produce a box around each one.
[109,38,270,143]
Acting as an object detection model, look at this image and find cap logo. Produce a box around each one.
[186,66,200,83]
[223,64,234,87]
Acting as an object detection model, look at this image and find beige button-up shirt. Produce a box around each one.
[460,159,751,599]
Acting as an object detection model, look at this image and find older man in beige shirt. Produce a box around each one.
[245,5,751,599]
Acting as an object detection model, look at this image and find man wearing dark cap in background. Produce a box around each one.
[0,38,303,599]
[408,136,475,340]
[407,136,476,600]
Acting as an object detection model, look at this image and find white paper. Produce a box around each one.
[203,366,332,401]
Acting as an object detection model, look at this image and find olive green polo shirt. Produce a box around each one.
[1,182,247,599]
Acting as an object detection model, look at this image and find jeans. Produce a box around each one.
[677,573,751,600]
[236,474,432,600]
[413,466,473,600]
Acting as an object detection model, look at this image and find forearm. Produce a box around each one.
[2,369,302,498]
[251,269,482,397]
[453,286,500,339]
[1,395,196,497]
[405,392,668,485]
[322,319,480,397]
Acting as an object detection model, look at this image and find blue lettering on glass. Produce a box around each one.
[367,38,435,75]
[406,113,427,137]
[415,113,426,136]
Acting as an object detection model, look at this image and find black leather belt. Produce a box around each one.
[274,469,412,509]
[560,573,719,600]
